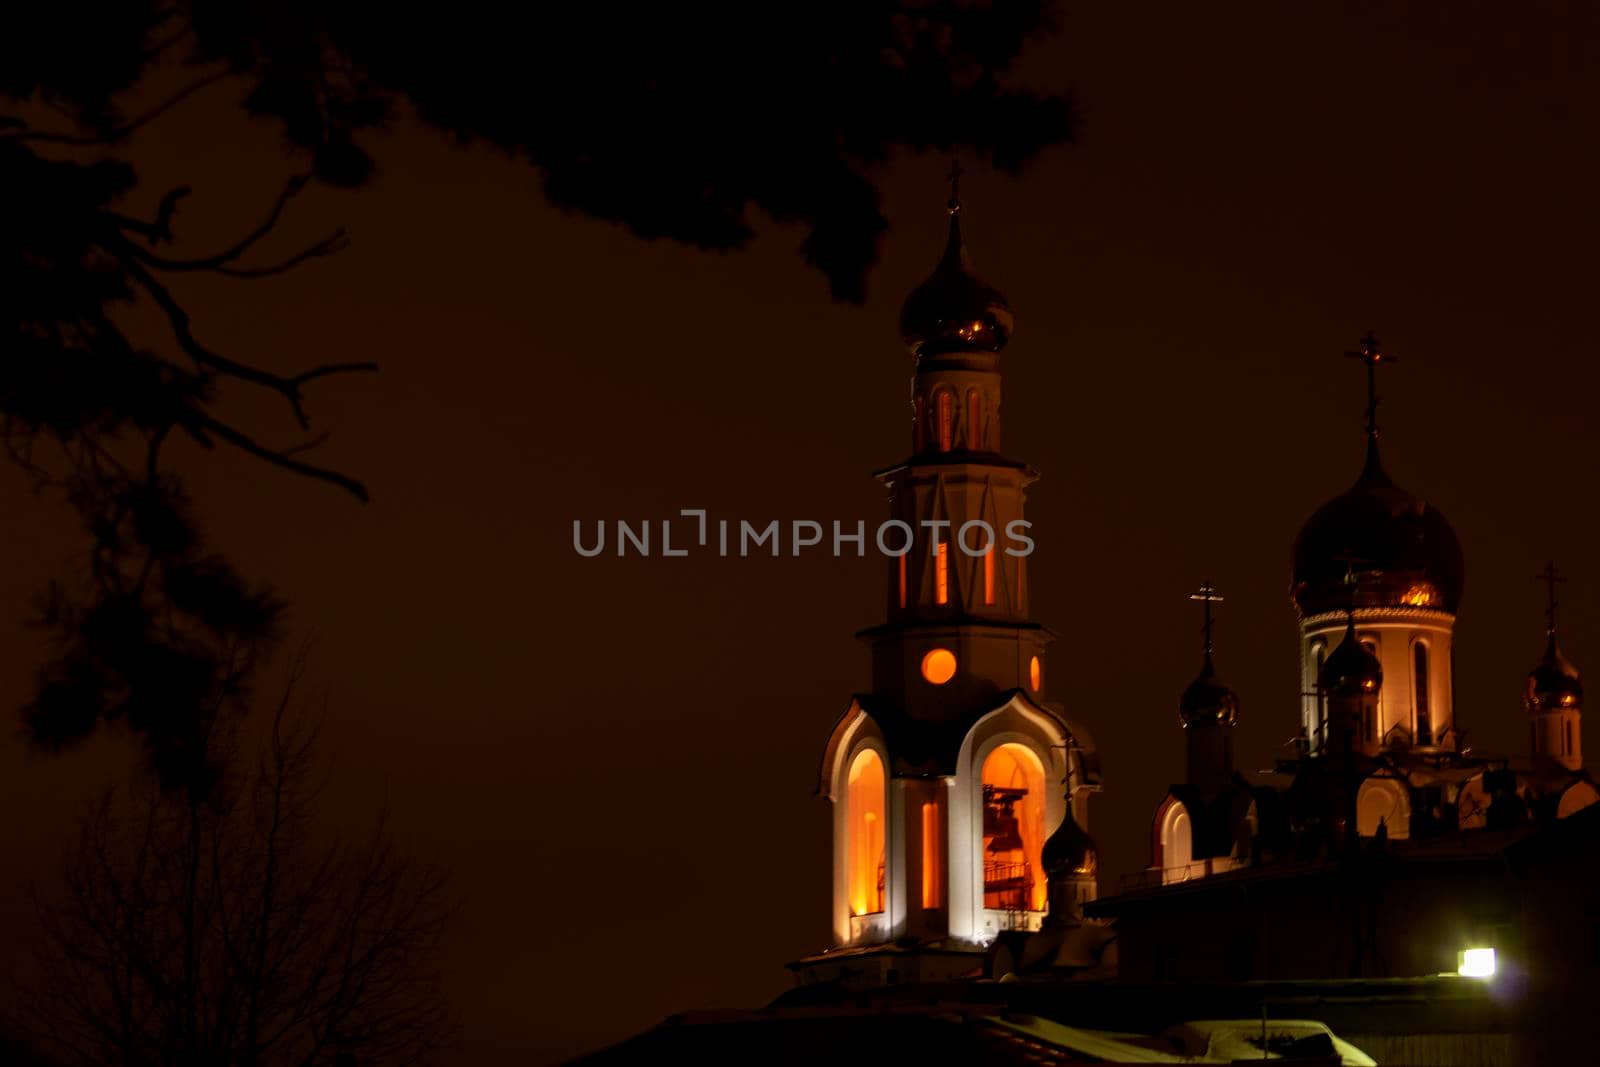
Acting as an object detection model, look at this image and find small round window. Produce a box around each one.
[921,648,957,685]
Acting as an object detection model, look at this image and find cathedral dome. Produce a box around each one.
[899,208,1013,357]
[1042,805,1097,876]
[1292,442,1464,617]
[1527,636,1583,713]
[1179,656,1239,727]
[1319,621,1383,697]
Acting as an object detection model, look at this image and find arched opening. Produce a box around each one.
[1558,781,1599,818]
[1029,655,1041,692]
[980,744,1047,913]
[935,538,949,604]
[966,389,982,450]
[936,390,954,451]
[1357,777,1411,838]
[846,749,886,916]
[1414,641,1432,745]
[1162,804,1193,881]
[983,546,995,605]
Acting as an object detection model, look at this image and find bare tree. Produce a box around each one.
[26,665,453,1066]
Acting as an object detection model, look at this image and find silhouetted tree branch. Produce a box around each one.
[3,0,1072,780]
[25,657,455,1066]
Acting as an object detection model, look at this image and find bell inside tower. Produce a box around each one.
[982,784,1033,913]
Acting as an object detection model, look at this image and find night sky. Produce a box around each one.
[4,3,1599,1063]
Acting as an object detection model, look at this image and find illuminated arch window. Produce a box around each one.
[897,554,907,609]
[1414,641,1432,745]
[1161,803,1193,880]
[980,744,1047,912]
[1029,655,1042,692]
[983,547,995,606]
[921,648,957,685]
[937,390,954,451]
[921,801,942,909]
[966,389,982,450]
[846,750,886,916]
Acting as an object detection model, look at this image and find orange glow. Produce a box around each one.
[967,389,981,450]
[981,744,1047,912]
[846,750,886,916]
[921,648,956,685]
[937,391,953,450]
[921,801,941,909]
[1029,655,1041,691]
[935,540,949,604]
[1400,582,1439,607]
[983,547,995,605]
[897,553,907,609]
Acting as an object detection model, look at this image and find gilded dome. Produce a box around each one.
[1179,655,1239,727]
[1319,621,1383,697]
[1042,805,1097,877]
[1292,441,1464,617]
[1526,636,1583,713]
[899,209,1013,357]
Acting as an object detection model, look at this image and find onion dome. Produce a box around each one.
[899,198,1013,357]
[1179,654,1240,727]
[1319,619,1383,697]
[1042,804,1098,877]
[1526,635,1583,713]
[1292,439,1464,617]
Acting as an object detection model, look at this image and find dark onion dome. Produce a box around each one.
[1292,440,1464,617]
[1179,654,1240,727]
[1319,620,1383,697]
[1042,805,1097,877]
[1526,635,1583,713]
[898,207,1013,357]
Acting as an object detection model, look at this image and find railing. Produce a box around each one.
[1118,858,1229,892]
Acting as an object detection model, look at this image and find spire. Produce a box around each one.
[1189,580,1224,669]
[1344,332,1396,483]
[1540,560,1565,641]
[1527,562,1582,716]
[1179,580,1238,726]
[936,155,969,275]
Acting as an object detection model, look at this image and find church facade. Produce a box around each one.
[794,178,1596,994]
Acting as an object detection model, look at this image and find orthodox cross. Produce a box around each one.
[1538,561,1566,636]
[947,156,963,215]
[1189,580,1224,657]
[1344,331,1396,439]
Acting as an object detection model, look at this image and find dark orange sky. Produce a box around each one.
[4,3,1599,1062]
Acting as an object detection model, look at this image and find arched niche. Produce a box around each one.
[845,749,886,917]
[1356,776,1412,839]
[1557,780,1600,819]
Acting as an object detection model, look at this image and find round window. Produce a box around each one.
[921,648,957,685]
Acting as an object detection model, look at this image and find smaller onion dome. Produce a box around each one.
[1042,804,1098,877]
[898,205,1013,357]
[1179,654,1240,727]
[1319,619,1383,697]
[1527,635,1583,713]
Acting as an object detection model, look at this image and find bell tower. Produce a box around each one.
[811,170,1098,975]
